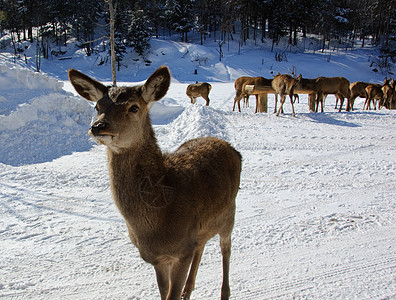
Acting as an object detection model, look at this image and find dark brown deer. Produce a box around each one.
[272,73,302,117]
[186,82,212,106]
[68,66,242,300]
[312,77,350,112]
[293,78,317,112]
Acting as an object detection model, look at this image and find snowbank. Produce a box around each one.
[156,104,230,152]
[0,66,94,166]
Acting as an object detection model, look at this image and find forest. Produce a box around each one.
[0,0,395,68]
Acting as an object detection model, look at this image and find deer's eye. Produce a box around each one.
[94,104,99,111]
[129,105,139,113]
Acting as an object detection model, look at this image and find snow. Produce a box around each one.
[0,35,395,299]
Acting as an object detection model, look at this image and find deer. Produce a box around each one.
[272,73,302,117]
[344,81,370,111]
[186,82,212,106]
[68,66,242,300]
[233,77,273,113]
[293,78,317,112]
[311,76,350,112]
[364,83,383,110]
[390,78,396,109]
[381,77,395,109]
[232,76,251,111]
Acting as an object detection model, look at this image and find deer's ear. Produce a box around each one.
[68,69,108,102]
[141,66,171,103]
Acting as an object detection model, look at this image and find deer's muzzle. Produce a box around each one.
[90,121,109,136]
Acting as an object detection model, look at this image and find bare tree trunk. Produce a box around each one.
[108,0,117,87]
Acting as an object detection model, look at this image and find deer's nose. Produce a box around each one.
[90,121,108,136]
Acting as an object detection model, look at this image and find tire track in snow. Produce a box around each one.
[0,271,156,299]
[236,255,396,299]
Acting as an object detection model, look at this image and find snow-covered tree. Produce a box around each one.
[165,0,194,42]
[127,10,151,57]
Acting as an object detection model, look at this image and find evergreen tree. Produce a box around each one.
[127,10,151,56]
[165,0,194,41]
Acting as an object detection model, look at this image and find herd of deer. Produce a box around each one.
[186,75,396,116]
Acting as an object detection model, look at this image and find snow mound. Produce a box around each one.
[156,104,230,151]
[0,65,64,115]
[0,67,94,166]
[150,97,185,125]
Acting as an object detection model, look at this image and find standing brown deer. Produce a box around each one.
[381,77,395,109]
[233,76,253,111]
[186,82,212,106]
[346,81,369,111]
[312,76,350,112]
[68,66,242,300]
[272,73,302,117]
[233,77,272,113]
[293,78,317,112]
[390,78,396,109]
[364,83,383,110]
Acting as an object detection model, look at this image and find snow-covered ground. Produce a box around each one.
[0,36,395,299]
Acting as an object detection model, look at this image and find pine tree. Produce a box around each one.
[127,10,151,57]
[165,0,194,41]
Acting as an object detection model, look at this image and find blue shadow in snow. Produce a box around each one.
[305,112,361,127]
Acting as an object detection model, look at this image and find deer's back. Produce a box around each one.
[234,76,251,89]
[314,76,350,94]
[271,75,295,94]
[295,78,316,92]
[186,82,211,96]
[366,84,383,98]
[350,81,369,97]
[165,137,241,212]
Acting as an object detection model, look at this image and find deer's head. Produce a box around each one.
[68,66,171,152]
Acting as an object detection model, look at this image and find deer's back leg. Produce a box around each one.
[233,94,242,112]
[337,93,345,112]
[202,95,210,106]
[274,94,278,113]
[276,95,286,116]
[347,95,357,111]
[289,93,296,117]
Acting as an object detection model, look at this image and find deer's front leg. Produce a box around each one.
[167,255,193,300]
[154,264,170,300]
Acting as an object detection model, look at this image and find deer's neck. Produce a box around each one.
[107,127,167,219]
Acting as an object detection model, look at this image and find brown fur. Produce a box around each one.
[364,84,383,110]
[272,74,302,117]
[233,77,272,113]
[233,76,251,111]
[345,81,370,111]
[312,76,350,112]
[293,78,317,112]
[186,82,212,106]
[68,66,242,300]
[381,78,395,109]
